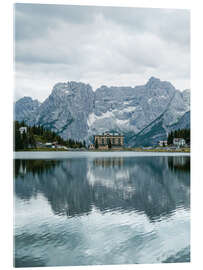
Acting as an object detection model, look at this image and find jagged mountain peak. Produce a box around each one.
[145,76,161,88]
[14,77,190,145]
[146,76,161,84]
[145,77,175,92]
[16,96,40,104]
[18,96,33,102]
[183,89,190,93]
[14,96,41,126]
[52,81,93,94]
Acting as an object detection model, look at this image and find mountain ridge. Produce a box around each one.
[14,77,190,146]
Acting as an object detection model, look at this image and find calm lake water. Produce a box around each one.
[14,152,190,267]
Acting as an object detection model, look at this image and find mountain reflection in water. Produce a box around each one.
[15,156,190,220]
[14,155,190,266]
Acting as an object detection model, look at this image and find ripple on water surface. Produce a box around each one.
[14,155,190,266]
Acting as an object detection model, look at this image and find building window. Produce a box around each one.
[102,138,104,145]
[118,138,121,145]
[112,138,115,144]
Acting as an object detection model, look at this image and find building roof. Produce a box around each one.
[94,133,124,137]
[173,138,185,141]
[45,142,52,145]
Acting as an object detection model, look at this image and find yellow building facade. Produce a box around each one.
[94,133,124,150]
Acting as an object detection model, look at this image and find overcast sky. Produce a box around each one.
[14,3,190,102]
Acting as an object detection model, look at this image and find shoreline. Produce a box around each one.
[14,147,190,153]
[14,151,190,159]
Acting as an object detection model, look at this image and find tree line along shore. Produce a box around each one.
[14,121,190,152]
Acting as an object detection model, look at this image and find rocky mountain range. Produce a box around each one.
[14,77,190,146]
[15,96,41,126]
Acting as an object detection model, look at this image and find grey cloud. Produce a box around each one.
[15,4,190,47]
[99,7,190,48]
[15,3,97,22]
[14,3,98,41]
[14,3,190,101]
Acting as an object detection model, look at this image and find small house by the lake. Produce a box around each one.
[158,140,168,147]
[45,142,54,148]
[173,138,186,147]
[19,127,27,134]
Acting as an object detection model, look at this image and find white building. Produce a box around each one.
[56,145,67,149]
[173,138,186,147]
[19,127,27,134]
[45,142,53,148]
[159,140,168,147]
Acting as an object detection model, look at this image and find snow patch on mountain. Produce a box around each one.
[116,119,129,126]
[87,111,115,127]
[14,77,190,146]
[122,106,137,112]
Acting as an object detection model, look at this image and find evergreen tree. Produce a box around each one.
[167,131,174,145]
[79,141,83,148]
[22,131,29,149]
[167,128,190,146]
[108,139,112,149]
[95,139,98,149]
[15,129,23,150]
[28,130,36,148]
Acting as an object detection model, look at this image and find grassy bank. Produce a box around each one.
[16,147,190,153]
[16,148,68,152]
[88,147,190,153]
[126,148,190,153]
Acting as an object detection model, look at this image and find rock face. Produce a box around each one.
[35,82,94,140]
[14,77,190,146]
[127,88,190,147]
[169,111,190,131]
[14,97,41,126]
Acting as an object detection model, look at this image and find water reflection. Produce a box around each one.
[14,159,61,178]
[15,156,190,221]
[168,156,190,173]
[89,156,190,221]
[93,157,124,168]
[14,155,190,266]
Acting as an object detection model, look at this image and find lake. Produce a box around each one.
[14,152,190,267]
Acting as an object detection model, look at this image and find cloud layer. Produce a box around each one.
[14,4,190,101]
